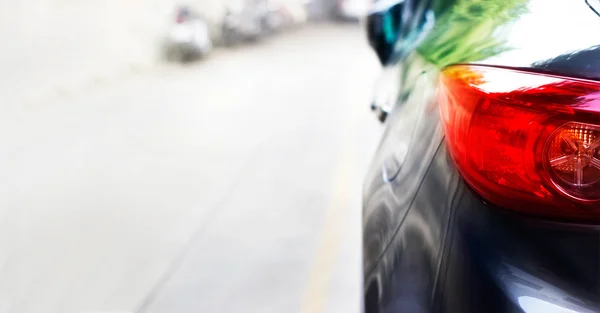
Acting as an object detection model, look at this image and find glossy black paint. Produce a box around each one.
[363,0,600,312]
[366,0,433,65]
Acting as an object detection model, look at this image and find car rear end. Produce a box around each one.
[363,0,600,312]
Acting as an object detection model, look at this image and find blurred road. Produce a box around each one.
[0,24,381,313]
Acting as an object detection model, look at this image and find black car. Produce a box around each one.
[363,0,600,312]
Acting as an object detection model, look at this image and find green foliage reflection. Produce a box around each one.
[418,0,529,68]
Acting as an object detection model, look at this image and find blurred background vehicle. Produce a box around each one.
[333,0,368,21]
[279,0,310,26]
[188,1,228,42]
[261,0,285,33]
[221,0,267,45]
[262,0,308,32]
[163,5,213,62]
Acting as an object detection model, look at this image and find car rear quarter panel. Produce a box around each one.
[363,0,600,312]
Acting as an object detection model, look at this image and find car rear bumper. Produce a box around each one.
[364,141,600,313]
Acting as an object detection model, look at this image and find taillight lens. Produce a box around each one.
[440,65,600,220]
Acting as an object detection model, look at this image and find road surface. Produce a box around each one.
[0,24,381,313]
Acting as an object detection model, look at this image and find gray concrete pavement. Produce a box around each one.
[0,24,381,313]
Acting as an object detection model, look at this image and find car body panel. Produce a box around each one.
[363,0,600,312]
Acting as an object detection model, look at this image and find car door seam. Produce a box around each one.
[365,139,445,278]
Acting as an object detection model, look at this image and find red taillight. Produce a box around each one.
[440,65,600,220]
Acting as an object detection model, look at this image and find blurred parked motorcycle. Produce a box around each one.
[221,0,265,46]
[261,1,285,34]
[278,0,309,27]
[164,6,213,62]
